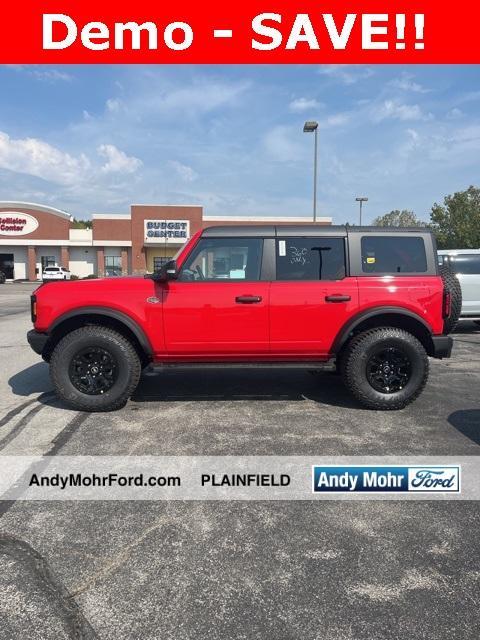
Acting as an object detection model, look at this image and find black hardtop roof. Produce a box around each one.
[201,225,434,238]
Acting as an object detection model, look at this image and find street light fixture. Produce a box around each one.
[355,197,368,225]
[303,121,319,222]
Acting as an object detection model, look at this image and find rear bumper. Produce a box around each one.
[431,335,453,359]
[27,329,49,355]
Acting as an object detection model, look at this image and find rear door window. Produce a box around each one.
[276,237,346,281]
[449,254,480,275]
[361,236,427,274]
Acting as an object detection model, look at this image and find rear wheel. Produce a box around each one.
[439,263,462,334]
[50,326,141,411]
[341,327,429,410]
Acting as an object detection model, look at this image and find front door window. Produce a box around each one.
[178,238,263,282]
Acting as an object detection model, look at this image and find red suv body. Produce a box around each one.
[28,225,452,411]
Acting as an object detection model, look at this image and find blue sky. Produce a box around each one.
[0,64,479,224]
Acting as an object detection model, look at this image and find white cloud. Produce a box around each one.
[325,113,350,127]
[318,65,374,85]
[31,69,72,83]
[0,130,142,186]
[389,73,429,94]
[137,79,251,116]
[446,108,463,120]
[289,97,321,112]
[169,160,198,182]
[106,98,122,113]
[98,144,142,174]
[262,126,305,163]
[3,65,72,82]
[371,100,432,122]
[397,128,421,158]
[0,131,90,185]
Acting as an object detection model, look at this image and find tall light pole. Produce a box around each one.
[355,197,368,225]
[303,121,319,222]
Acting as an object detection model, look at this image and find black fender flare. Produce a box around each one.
[49,307,153,356]
[331,306,433,354]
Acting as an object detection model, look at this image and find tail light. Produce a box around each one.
[30,295,37,323]
[443,290,451,318]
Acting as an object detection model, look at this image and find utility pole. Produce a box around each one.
[355,197,368,225]
[303,121,319,221]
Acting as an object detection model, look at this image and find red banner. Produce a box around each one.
[0,1,478,63]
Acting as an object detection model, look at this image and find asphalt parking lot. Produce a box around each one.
[1,282,480,640]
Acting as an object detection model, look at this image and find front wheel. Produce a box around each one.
[50,326,141,411]
[341,327,429,410]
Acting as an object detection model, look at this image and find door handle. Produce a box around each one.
[325,294,351,303]
[235,295,263,304]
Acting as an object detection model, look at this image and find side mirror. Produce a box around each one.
[145,259,178,282]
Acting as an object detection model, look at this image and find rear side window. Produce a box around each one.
[361,236,427,274]
[449,254,480,275]
[276,237,346,281]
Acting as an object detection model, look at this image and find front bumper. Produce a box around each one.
[431,335,453,359]
[27,329,49,355]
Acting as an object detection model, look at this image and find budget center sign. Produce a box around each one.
[144,220,190,244]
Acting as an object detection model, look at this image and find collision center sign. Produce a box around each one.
[0,212,39,236]
[144,219,190,244]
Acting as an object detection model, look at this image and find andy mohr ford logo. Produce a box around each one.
[312,465,460,493]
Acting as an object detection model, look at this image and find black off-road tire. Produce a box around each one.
[439,263,462,334]
[341,327,429,410]
[50,326,141,412]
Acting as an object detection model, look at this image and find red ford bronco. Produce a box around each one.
[28,225,453,412]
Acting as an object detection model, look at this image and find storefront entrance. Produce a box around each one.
[0,253,14,279]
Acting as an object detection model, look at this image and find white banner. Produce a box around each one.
[0,456,477,501]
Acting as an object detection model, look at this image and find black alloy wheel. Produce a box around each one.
[366,347,412,394]
[69,346,118,395]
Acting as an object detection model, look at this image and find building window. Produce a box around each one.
[105,256,122,277]
[361,236,427,274]
[179,238,263,281]
[276,238,346,281]
[153,256,171,271]
[41,256,56,270]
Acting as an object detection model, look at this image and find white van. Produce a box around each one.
[438,249,480,322]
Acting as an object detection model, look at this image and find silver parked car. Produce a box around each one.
[438,249,480,323]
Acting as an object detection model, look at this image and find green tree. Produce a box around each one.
[71,218,92,229]
[371,209,428,227]
[430,186,480,249]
